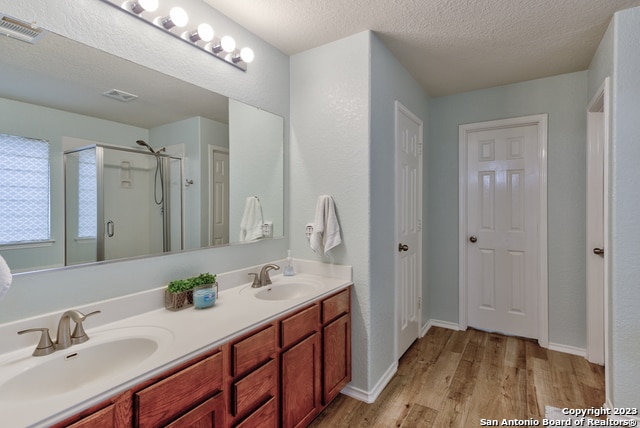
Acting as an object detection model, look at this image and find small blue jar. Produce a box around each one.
[193,288,216,309]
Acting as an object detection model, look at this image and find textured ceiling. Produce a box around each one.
[203,0,640,97]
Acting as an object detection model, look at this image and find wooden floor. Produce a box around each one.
[310,327,605,427]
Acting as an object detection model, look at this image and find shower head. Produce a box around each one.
[136,139,156,153]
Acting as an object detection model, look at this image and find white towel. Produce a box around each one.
[239,196,264,242]
[0,255,12,301]
[310,195,342,256]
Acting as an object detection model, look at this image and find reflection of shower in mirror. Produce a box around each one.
[135,140,165,205]
[64,144,183,265]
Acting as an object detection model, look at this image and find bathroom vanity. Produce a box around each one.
[0,261,352,427]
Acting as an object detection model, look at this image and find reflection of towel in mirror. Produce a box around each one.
[310,195,342,256]
[0,255,11,301]
[239,196,264,242]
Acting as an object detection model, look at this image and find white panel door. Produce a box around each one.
[211,150,229,246]
[586,79,609,365]
[466,124,539,339]
[395,102,422,359]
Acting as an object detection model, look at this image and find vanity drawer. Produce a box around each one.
[232,325,276,376]
[235,396,277,428]
[135,352,223,427]
[232,359,277,416]
[321,288,350,324]
[280,304,319,348]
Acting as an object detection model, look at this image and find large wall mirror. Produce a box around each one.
[0,30,284,273]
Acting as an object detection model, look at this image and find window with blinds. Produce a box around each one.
[0,134,51,245]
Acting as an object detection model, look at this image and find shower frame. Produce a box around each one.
[63,143,184,263]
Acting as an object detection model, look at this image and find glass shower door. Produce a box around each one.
[100,147,165,261]
[65,144,183,265]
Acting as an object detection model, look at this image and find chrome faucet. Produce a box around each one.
[249,264,280,288]
[17,309,100,356]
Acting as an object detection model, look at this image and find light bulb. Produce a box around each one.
[188,23,214,42]
[240,47,255,63]
[220,35,236,53]
[129,0,158,14]
[160,7,188,29]
[197,23,214,42]
[169,7,188,27]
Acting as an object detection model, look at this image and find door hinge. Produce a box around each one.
[417,143,423,156]
[417,219,422,232]
[418,297,422,309]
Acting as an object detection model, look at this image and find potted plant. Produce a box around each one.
[165,273,217,311]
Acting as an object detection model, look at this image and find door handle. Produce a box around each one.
[106,221,115,237]
[593,247,604,256]
[398,243,409,252]
[469,236,477,243]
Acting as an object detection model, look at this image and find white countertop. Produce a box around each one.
[0,260,352,427]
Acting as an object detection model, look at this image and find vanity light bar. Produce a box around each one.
[99,0,254,71]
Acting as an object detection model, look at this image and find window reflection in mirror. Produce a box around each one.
[0,31,284,273]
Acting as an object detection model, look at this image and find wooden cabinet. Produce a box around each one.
[321,288,352,405]
[64,404,115,428]
[135,351,223,427]
[56,285,351,428]
[281,332,321,428]
[165,392,224,428]
[235,397,277,428]
[225,324,278,427]
[323,313,351,404]
[231,325,275,377]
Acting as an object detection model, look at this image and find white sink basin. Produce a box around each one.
[241,276,321,301]
[0,325,173,402]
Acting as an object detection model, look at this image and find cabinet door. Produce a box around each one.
[232,325,275,377]
[235,397,277,428]
[281,333,321,428]
[135,352,222,427]
[165,392,224,428]
[232,359,277,417]
[65,404,115,428]
[323,313,351,405]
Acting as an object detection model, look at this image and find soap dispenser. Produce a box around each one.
[283,250,296,276]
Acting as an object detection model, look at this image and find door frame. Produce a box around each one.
[458,114,548,347]
[394,100,423,360]
[586,77,610,366]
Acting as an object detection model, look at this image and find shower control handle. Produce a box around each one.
[106,221,115,237]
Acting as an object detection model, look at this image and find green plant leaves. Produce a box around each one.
[167,273,217,293]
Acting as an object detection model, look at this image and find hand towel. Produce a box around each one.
[0,255,12,301]
[239,196,264,242]
[310,195,342,256]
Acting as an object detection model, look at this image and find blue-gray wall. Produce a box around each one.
[290,31,372,392]
[428,71,589,349]
[370,34,430,383]
[290,31,429,394]
[608,6,640,410]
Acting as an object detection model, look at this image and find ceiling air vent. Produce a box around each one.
[0,14,46,44]
[102,89,139,103]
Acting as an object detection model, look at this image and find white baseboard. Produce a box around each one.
[341,361,397,404]
[548,342,587,358]
[420,321,431,337]
[428,319,462,331]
